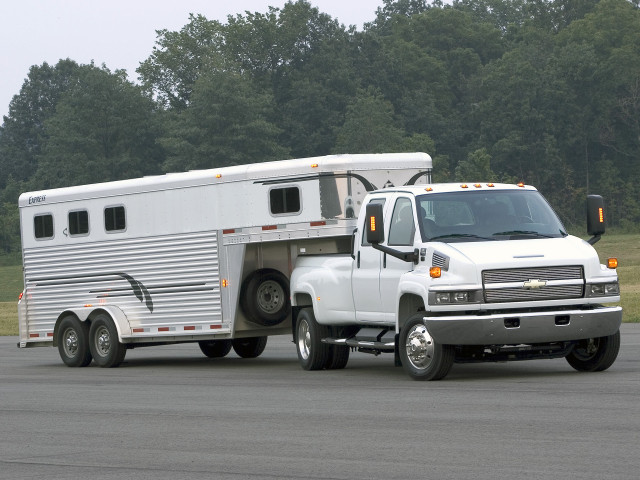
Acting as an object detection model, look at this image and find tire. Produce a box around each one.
[295,307,330,370]
[324,345,350,370]
[198,340,233,358]
[57,315,92,367]
[240,269,290,326]
[88,313,126,368]
[232,336,268,358]
[566,330,620,372]
[399,314,454,381]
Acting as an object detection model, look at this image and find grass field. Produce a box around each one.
[1,234,638,335]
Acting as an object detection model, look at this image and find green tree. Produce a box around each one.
[160,70,288,171]
[33,64,162,189]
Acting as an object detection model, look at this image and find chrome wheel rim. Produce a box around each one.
[94,325,111,357]
[257,280,285,314]
[297,318,311,360]
[405,324,434,370]
[62,327,79,358]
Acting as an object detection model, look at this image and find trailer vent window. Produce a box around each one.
[105,206,126,232]
[34,214,54,239]
[69,210,89,236]
[270,187,301,215]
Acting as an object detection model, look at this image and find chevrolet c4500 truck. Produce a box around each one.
[290,183,622,380]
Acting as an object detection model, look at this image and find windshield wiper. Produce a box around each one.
[492,230,558,238]
[429,233,495,241]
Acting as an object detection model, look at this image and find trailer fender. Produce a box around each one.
[54,306,130,345]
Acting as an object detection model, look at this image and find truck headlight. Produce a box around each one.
[435,291,471,304]
[589,283,619,296]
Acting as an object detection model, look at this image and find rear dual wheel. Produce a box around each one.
[295,308,348,370]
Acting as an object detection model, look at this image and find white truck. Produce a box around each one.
[290,182,622,380]
[17,153,432,367]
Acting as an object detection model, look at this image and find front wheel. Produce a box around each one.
[566,330,620,372]
[399,314,454,381]
[296,308,329,370]
[89,314,126,368]
[232,337,268,358]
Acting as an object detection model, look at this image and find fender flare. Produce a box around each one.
[54,305,130,345]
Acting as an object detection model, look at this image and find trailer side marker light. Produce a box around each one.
[599,208,604,223]
[30,333,39,338]
[158,327,170,332]
[262,225,277,231]
[184,326,196,331]
[221,279,229,287]
[210,325,222,330]
[430,267,442,278]
[84,304,93,308]
[317,297,321,301]
[608,258,618,269]
[47,332,54,337]
[310,221,326,227]
[132,328,144,333]
[223,229,235,234]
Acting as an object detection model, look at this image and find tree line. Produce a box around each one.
[1,0,639,255]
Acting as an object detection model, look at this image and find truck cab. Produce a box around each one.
[290,183,622,380]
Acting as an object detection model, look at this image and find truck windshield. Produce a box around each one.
[416,190,568,243]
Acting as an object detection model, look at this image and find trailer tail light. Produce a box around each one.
[607,258,618,269]
[18,292,23,301]
[430,267,442,278]
[221,279,229,287]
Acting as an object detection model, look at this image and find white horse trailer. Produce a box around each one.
[17,153,432,367]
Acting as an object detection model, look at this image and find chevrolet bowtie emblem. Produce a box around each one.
[523,279,547,289]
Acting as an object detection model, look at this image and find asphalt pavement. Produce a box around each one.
[1,324,639,480]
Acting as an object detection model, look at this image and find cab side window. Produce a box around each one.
[388,197,415,246]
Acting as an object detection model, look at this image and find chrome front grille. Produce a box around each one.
[482,266,584,303]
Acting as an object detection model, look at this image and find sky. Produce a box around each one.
[0,0,385,120]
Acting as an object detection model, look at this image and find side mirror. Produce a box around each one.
[586,195,605,245]
[365,203,384,244]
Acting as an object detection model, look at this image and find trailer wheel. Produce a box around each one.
[296,308,330,370]
[566,330,620,372]
[232,336,268,358]
[198,340,233,358]
[240,269,290,326]
[57,315,92,367]
[324,345,350,370]
[89,313,126,368]
[399,314,454,381]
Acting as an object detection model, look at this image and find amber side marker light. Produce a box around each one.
[369,216,377,232]
[607,258,618,269]
[430,267,442,278]
[517,182,525,187]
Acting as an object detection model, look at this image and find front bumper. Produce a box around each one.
[423,306,622,345]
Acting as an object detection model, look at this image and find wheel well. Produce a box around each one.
[397,293,425,330]
[291,293,313,334]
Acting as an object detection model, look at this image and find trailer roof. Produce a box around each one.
[19,152,432,207]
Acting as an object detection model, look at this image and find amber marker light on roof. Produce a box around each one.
[474,183,482,188]
[215,173,222,178]
[460,184,468,188]
[311,163,318,168]
[425,187,433,192]
[487,183,495,187]
[517,182,525,187]
[608,258,618,269]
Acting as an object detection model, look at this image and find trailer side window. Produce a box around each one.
[105,206,126,232]
[34,214,54,239]
[270,187,301,215]
[68,210,89,236]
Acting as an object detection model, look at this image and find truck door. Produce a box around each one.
[380,196,417,322]
[352,197,386,322]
